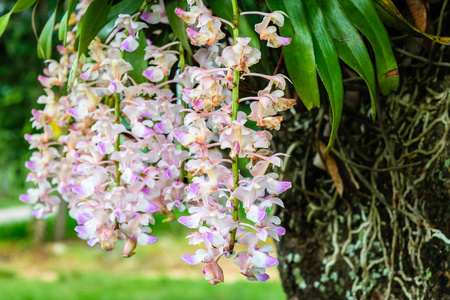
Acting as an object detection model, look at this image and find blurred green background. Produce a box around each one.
[0,214,284,299]
[0,1,285,299]
[0,0,42,208]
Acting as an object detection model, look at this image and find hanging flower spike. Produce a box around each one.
[173,0,293,284]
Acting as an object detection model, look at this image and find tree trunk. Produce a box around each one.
[275,47,450,299]
[54,201,67,241]
[33,218,47,245]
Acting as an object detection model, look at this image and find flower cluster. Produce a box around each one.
[175,2,226,46]
[173,1,294,284]
[21,0,294,284]
[22,2,187,257]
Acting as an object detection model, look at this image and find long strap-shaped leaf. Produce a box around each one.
[339,0,399,96]
[123,31,148,84]
[58,0,78,46]
[0,0,37,37]
[165,0,193,56]
[266,0,320,110]
[38,0,64,59]
[37,10,57,59]
[374,0,450,44]
[68,0,111,90]
[240,0,260,28]
[320,0,377,120]
[97,0,142,42]
[303,0,343,151]
[77,0,111,55]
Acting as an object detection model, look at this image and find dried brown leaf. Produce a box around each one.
[406,0,427,32]
[319,142,344,198]
[406,0,435,50]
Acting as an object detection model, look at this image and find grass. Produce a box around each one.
[0,273,285,300]
[0,220,31,240]
[0,240,285,300]
[0,197,23,208]
[0,214,80,241]
[0,215,286,300]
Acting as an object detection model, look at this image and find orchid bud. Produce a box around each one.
[122,237,137,258]
[202,262,224,285]
[99,228,117,251]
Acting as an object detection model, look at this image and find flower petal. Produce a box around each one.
[251,250,278,268]
[137,233,158,245]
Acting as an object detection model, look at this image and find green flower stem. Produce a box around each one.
[64,116,72,136]
[114,92,121,186]
[229,0,240,254]
[134,0,153,22]
[179,43,188,183]
[60,83,71,136]
[61,83,72,157]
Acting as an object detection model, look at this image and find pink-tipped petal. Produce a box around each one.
[251,250,278,268]
[246,205,267,223]
[25,161,36,171]
[137,199,159,213]
[137,233,158,245]
[122,168,139,184]
[178,215,201,228]
[121,36,139,52]
[19,194,30,204]
[181,252,205,265]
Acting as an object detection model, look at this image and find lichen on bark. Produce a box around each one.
[274,42,450,299]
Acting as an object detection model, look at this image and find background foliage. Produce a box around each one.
[0,0,51,206]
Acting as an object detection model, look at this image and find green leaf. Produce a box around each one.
[77,0,111,55]
[0,12,13,38]
[339,0,399,96]
[0,0,37,37]
[69,0,111,90]
[97,0,142,42]
[67,53,80,92]
[303,0,343,151]
[165,0,193,56]
[266,0,320,110]
[58,11,69,41]
[37,10,57,59]
[239,0,260,27]
[373,0,450,45]
[123,31,148,84]
[11,0,36,12]
[320,0,377,119]
[58,0,78,46]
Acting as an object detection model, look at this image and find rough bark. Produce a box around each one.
[54,201,67,241]
[275,48,450,299]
